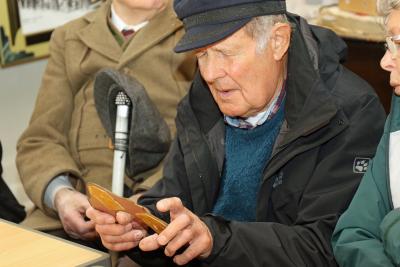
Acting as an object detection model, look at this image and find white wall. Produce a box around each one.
[0,59,47,211]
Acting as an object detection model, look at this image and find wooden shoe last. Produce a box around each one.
[87,183,167,234]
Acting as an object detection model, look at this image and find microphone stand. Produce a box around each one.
[112,91,131,196]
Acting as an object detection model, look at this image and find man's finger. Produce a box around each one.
[101,229,145,244]
[74,220,97,239]
[73,217,95,234]
[173,239,205,265]
[164,228,193,257]
[81,230,98,240]
[86,207,115,224]
[67,232,81,240]
[139,234,161,251]
[102,240,138,251]
[157,213,191,246]
[156,197,184,214]
[116,211,133,224]
[95,222,132,236]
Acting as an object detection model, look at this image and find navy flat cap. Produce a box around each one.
[174,0,286,52]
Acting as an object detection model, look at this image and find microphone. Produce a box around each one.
[112,91,131,196]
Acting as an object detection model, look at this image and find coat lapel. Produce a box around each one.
[118,2,182,68]
[76,1,181,66]
[77,2,122,63]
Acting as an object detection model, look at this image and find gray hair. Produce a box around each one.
[243,14,289,53]
[377,0,400,17]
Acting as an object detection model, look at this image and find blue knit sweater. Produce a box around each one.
[212,105,284,221]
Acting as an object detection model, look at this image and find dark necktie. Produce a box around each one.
[121,29,135,40]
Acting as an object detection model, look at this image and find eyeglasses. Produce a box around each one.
[385,34,400,58]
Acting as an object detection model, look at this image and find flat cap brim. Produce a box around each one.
[174,18,250,53]
[174,0,286,53]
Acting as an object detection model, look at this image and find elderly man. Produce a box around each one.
[87,0,386,265]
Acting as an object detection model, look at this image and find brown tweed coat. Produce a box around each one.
[16,0,196,230]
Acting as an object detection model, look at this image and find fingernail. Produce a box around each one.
[164,248,171,257]
[173,257,181,265]
[158,235,166,245]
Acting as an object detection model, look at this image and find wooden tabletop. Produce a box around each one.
[0,219,110,267]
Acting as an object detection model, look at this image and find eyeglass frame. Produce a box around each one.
[385,34,400,58]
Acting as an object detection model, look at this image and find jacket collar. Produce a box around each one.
[281,14,339,146]
[77,0,182,65]
[78,1,122,62]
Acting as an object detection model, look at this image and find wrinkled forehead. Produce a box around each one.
[385,9,400,35]
[194,26,252,52]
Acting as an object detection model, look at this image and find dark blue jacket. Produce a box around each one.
[130,14,386,266]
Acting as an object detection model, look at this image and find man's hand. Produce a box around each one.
[139,197,213,265]
[54,188,97,240]
[86,207,147,251]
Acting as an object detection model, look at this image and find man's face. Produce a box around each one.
[195,27,285,118]
[381,9,400,96]
[114,0,167,10]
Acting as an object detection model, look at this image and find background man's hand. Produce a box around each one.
[139,197,213,265]
[86,207,147,251]
[54,188,97,240]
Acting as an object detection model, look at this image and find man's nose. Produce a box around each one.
[380,50,396,72]
[199,57,226,83]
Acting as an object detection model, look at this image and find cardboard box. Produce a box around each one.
[339,0,378,16]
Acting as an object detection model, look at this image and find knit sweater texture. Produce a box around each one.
[213,103,285,221]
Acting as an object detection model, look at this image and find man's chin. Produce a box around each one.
[216,101,254,117]
[394,86,400,96]
[220,109,242,118]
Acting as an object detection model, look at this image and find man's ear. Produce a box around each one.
[270,23,291,60]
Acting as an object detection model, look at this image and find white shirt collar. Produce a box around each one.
[241,91,279,127]
[245,108,271,127]
[110,4,149,32]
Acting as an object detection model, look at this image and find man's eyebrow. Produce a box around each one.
[210,46,224,52]
[212,46,235,54]
[387,26,400,36]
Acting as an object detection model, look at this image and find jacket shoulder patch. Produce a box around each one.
[273,171,284,188]
[353,157,371,173]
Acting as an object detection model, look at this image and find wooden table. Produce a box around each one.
[0,219,110,267]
